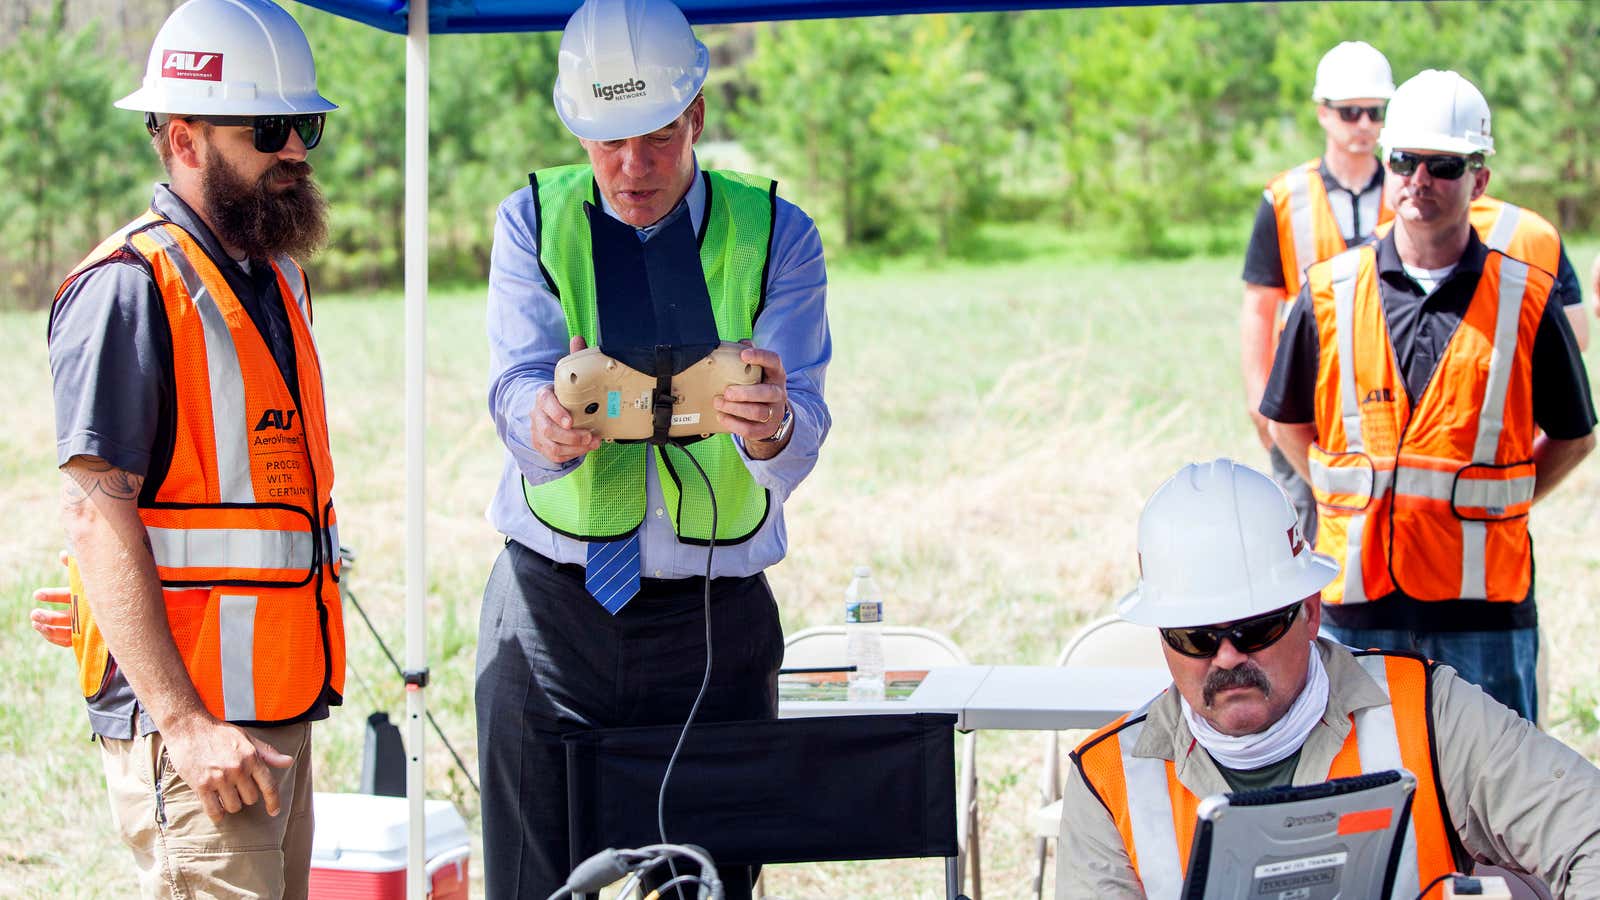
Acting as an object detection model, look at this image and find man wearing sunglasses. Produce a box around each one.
[1261,70,1595,723]
[46,1,342,896]
[1057,459,1600,899]
[1240,40,1396,551]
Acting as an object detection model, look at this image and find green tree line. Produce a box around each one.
[1,0,1595,307]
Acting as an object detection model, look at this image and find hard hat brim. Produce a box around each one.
[114,88,338,116]
[1117,549,1340,629]
[1380,132,1494,157]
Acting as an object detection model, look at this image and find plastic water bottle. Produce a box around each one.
[845,566,885,702]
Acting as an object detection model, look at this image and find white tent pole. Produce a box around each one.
[404,0,430,898]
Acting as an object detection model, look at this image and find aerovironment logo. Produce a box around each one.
[161,50,223,82]
[592,77,647,102]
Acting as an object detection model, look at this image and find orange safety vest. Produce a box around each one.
[1471,196,1562,276]
[1376,195,1562,277]
[53,211,345,725]
[1268,158,1394,300]
[1072,652,1459,900]
[1303,245,1548,606]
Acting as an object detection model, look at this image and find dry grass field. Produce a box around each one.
[4,240,1599,898]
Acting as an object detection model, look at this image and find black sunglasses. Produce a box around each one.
[1160,602,1302,659]
[1325,102,1386,123]
[147,112,325,154]
[1387,150,1481,181]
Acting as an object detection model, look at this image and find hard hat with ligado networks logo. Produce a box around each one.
[1118,459,1339,629]
[115,0,336,117]
[553,0,710,142]
[1311,41,1395,102]
[1380,69,1494,158]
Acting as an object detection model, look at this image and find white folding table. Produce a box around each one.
[778,665,1171,731]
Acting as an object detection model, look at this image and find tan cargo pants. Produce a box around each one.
[99,722,315,900]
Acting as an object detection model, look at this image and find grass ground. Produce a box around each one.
[3,240,1599,898]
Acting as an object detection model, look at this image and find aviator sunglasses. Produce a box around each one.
[146,112,326,154]
[1325,102,1385,123]
[1387,150,1481,181]
[1159,602,1302,659]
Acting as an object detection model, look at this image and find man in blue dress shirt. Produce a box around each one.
[474,0,831,896]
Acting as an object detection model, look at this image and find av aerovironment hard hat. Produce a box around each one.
[115,0,336,116]
[553,0,710,141]
[1311,41,1395,102]
[1118,459,1339,629]
[1380,69,1494,157]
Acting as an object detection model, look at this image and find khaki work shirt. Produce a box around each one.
[1057,638,1600,898]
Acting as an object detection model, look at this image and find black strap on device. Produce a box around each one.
[586,201,721,447]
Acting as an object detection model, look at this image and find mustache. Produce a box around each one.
[1202,663,1272,707]
[265,159,314,184]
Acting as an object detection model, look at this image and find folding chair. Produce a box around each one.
[781,625,982,900]
[1030,615,1167,899]
[564,713,968,900]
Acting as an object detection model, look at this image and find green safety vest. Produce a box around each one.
[524,164,777,544]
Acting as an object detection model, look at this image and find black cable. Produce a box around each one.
[655,443,718,897]
[1412,871,1457,900]
[342,571,480,794]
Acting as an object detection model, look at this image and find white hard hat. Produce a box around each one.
[553,0,710,142]
[1379,69,1494,157]
[1311,41,1395,102]
[1118,459,1339,629]
[115,0,336,117]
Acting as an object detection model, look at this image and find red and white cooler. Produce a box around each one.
[309,792,471,900]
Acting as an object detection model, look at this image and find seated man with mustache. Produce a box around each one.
[1056,459,1600,899]
[46,1,343,896]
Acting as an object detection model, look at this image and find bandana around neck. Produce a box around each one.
[1181,646,1329,772]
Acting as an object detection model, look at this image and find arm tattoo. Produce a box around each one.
[62,456,144,506]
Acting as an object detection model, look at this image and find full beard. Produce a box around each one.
[202,154,329,261]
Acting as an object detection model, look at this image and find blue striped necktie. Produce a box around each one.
[585,531,641,615]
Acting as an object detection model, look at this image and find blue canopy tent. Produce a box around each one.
[299,0,1184,32]
[287,1,1219,895]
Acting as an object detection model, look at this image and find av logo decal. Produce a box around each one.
[1361,388,1394,405]
[254,408,298,431]
[161,50,223,82]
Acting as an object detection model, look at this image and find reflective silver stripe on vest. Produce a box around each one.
[1118,718,1183,900]
[143,228,255,504]
[1331,250,1365,452]
[1307,457,1393,501]
[1474,258,1529,464]
[1462,257,1529,600]
[1287,164,1318,288]
[1393,466,1453,500]
[1392,467,1534,508]
[147,526,315,572]
[1353,655,1421,900]
[1330,249,1370,604]
[1484,203,1523,254]
[1342,512,1369,604]
[219,594,258,721]
[272,254,310,321]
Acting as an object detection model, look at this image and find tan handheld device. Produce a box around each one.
[554,342,761,442]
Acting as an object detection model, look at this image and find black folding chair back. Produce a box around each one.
[565,713,965,899]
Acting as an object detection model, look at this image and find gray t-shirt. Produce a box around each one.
[48,184,324,738]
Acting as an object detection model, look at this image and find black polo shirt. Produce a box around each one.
[1260,229,1595,632]
[48,184,324,739]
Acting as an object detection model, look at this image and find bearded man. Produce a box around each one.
[46,1,344,897]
